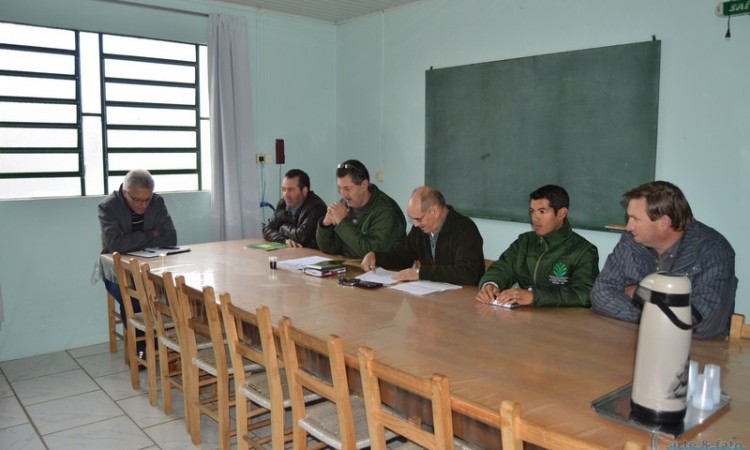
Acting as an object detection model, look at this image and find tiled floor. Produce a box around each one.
[0,341,225,450]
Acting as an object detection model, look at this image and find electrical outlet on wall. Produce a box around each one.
[256,153,267,163]
[375,170,384,182]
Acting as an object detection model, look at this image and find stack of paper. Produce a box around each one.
[389,280,463,296]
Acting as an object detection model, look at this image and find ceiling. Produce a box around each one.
[203,0,425,24]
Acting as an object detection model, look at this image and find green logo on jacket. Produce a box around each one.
[548,263,569,285]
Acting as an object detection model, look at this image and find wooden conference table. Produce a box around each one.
[106,239,749,449]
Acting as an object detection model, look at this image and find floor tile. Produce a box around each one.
[0,351,78,382]
[118,391,185,428]
[95,369,150,401]
[25,390,123,435]
[13,368,99,406]
[77,349,130,378]
[145,414,221,450]
[0,373,12,398]
[0,396,29,430]
[68,341,115,359]
[0,423,46,450]
[42,415,155,450]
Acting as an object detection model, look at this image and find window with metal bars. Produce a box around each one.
[0,21,211,200]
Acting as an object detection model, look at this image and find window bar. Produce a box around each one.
[74,30,85,195]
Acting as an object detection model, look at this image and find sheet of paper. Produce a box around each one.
[389,280,463,296]
[277,255,332,271]
[356,269,399,286]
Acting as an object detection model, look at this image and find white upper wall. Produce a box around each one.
[336,0,749,317]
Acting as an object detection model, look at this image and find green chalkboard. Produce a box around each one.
[425,41,660,231]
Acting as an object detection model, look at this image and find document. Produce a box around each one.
[126,246,190,258]
[389,280,462,296]
[277,255,333,271]
[356,269,399,286]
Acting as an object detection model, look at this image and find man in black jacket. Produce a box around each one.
[263,169,326,248]
[360,186,485,285]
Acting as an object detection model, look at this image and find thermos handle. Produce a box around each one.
[651,296,703,330]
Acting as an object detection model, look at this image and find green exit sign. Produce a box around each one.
[719,0,750,16]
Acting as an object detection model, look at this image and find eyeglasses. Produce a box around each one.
[125,190,153,205]
[337,163,359,171]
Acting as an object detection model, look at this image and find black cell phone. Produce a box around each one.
[338,277,359,286]
[354,281,383,289]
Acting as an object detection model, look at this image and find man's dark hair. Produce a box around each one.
[335,159,370,185]
[530,185,569,213]
[285,169,310,190]
[624,181,694,231]
[415,187,446,212]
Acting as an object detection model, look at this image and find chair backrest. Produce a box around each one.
[278,316,357,448]
[358,346,454,450]
[221,297,283,404]
[143,268,178,341]
[500,400,645,450]
[176,277,228,374]
[112,252,154,329]
[730,313,750,340]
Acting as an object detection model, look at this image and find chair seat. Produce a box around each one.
[300,395,395,450]
[130,312,174,332]
[239,368,320,410]
[159,328,212,352]
[192,345,262,377]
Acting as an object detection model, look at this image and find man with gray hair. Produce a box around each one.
[99,169,177,357]
[360,186,485,285]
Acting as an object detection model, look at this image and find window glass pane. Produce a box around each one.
[0,23,75,50]
[105,59,195,84]
[0,102,77,124]
[199,47,209,118]
[108,152,196,171]
[0,76,76,99]
[201,120,211,190]
[103,35,195,62]
[107,130,196,148]
[0,177,81,199]
[0,49,75,75]
[80,32,101,114]
[106,83,195,105]
[0,128,78,147]
[107,173,198,193]
[83,116,104,195]
[106,107,196,126]
[0,153,80,173]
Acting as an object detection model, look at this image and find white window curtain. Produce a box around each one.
[208,14,262,241]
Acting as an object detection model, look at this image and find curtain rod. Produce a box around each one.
[95,0,209,18]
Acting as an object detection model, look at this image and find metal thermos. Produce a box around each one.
[630,272,696,424]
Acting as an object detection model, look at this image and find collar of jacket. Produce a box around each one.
[538,218,573,247]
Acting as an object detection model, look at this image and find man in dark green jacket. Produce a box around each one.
[477,185,599,307]
[316,159,406,258]
[360,186,485,285]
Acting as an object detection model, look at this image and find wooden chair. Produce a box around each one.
[500,400,646,450]
[358,346,456,450]
[279,316,379,450]
[112,252,162,406]
[106,290,127,363]
[175,277,262,450]
[730,313,750,340]
[221,298,320,450]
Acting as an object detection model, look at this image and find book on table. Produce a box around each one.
[126,246,191,258]
[302,260,346,277]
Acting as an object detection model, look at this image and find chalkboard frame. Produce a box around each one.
[425,40,660,231]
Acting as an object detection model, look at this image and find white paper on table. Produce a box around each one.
[356,268,399,285]
[277,256,332,271]
[389,280,463,296]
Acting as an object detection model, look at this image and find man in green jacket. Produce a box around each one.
[477,185,599,307]
[316,159,406,258]
[360,186,485,285]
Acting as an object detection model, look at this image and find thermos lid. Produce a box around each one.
[636,272,691,307]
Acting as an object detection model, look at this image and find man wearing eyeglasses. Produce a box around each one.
[360,186,485,285]
[476,185,599,308]
[98,169,177,358]
[316,159,406,258]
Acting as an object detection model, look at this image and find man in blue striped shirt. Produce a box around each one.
[591,181,736,339]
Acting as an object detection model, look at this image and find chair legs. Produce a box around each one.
[106,291,127,363]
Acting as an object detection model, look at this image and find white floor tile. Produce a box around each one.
[42,415,155,450]
[13,368,100,406]
[0,373,12,399]
[0,351,78,382]
[68,341,115,359]
[118,392,185,428]
[145,414,221,450]
[26,390,123,435]
[0,396,29,430]
[0,423,46,450]
[95,369,150,401]
[77,350,130,378]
